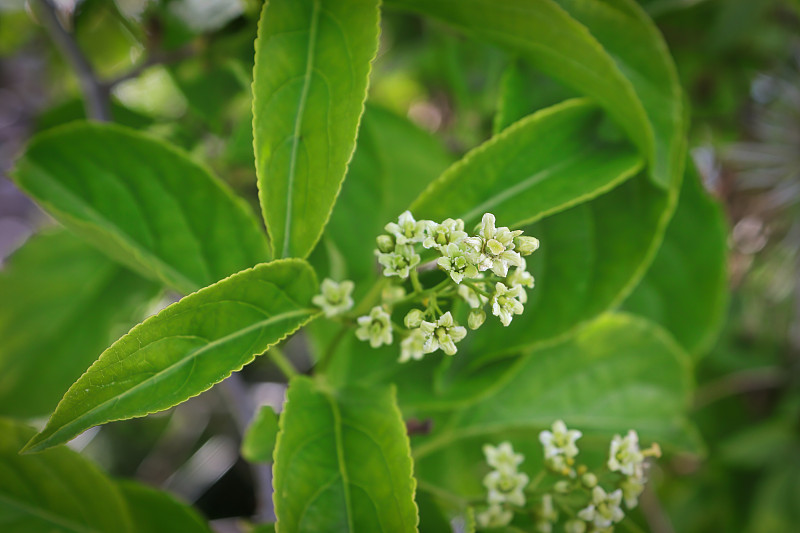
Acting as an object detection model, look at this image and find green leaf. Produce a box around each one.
[411,98,643,229]
[0,229,160,419]
[253,0,381,259]
[242,405,279,463]
[11,122,270,295]
[623,164,729,356]
[24,259,318,453]
[323,103,454,289]
[0,418,133,532]
[273,377,418,532]
[386,0,684,189]
[118,481,211,533]
[410,314,698,500]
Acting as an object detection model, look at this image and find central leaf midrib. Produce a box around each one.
[282,0,321,258]
[37,307,314,450]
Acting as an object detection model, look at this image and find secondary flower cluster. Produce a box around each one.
[476,422,661,532]
[355,211,538,362]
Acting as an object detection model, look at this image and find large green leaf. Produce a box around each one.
[0,418,132,532]
[273,377,418,532]
[253,0,381,259]
[24,259,318,453]
[12,122,270,294]
[118,481,211,533]
[410,314,698,501]
[0,230,159,419]
[411,98,643,229]
[323,104,454,290]
[623,164,729,356]
[386,0,684,189]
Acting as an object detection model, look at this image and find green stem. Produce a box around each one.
[267,346,298,380]
[409,268,424,294]
[316,325,349,376]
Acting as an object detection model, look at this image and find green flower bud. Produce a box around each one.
[515,235,540,256]
[582,472,598,488]
[468,309,486,330]
[376,234,395,253]
[404,309,424,328]
[554,480,571,493]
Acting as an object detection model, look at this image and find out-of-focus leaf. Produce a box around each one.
[252,0,381,258]
[0,229,159,419]
[0,418,133,532]
[24,259,318,453]
[242,404,279,463]
[386,0,685,190]
[746,456,800,533]
[273,376,418,532]
[623,164,728,356]
[34,98,154,133]
[411,98,643,229]
[118,481,211,533]
[12,122,270,294]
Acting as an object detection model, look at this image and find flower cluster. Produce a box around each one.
[474,422,661,532]
[476,442,529,529]
[357,211,538,362]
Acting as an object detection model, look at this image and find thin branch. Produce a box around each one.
[693,366,786,409]
[104,45,197,89]
[33,0,111,121]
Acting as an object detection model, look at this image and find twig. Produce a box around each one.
[33,0,111,121]
[104,45,197,88]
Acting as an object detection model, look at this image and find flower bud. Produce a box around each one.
[404,309,424,328]
[581,472,598,488]
[564,519,587,533]
[376,234,395,253]
[554,480,571,493]
[468,309,486,330]
[514,235,540,256]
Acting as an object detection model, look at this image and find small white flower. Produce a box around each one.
[538,493,558,523]
[423,217,468,249]
[620,476,646,509]
[469,213,524,277]
[484,469,529,507]
[385,210,430,245]
[399,328,427,363]
[506,267,534,303]
[476,504,513,529]
[539,420,582,459]
[355,306,393,348]
[437,242,480,283]
[491,282,525,326]
[483,442,524,474]
[608,430,644,477]
[419,311,467,355]
[458,283,488,309]
[377,243,420,279]
[564,519,587,533]
[311,279,354,317]
[577,486,625,528]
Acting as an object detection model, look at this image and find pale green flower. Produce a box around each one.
[311,278,354,317]
[514,235,540,256]
[381,284,406,304]
[437,242,480,283]
[468,213,524,276]
[399,328,427,363]
[468,309,486,330]
[385,210,430,245]
[355,306,393,348]
[491,282,525,326]
[476,504,513,529]
[564,519,587,533]
[484,469,529,506]
[537,493,558,523]
[608,430,644,477]
[620,475,645,509]
[458,283,488,309]
[506,266,534,303]
[539,420,582,474]
[404,309,425,329]
[423,217,468,249]
[577,486,625,528]
[377,243,420,279]
[483,441,524,474]
[419,311,467,355]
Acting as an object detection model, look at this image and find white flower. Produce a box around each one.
[608,430,644,477]
[539,420,582,474]
[467,213,524,277]
[385,210,430,245]
[491,282,525,326]
[399,328,427,363]
[484,469,529,507]
[476,504,513,529]
[419,311,467,355]
[311,279,354,317]
[355,306,393,348]
[377,243,420,279]
[423,217,468,249]
[437,242,480,283]
[505,267,534,303]
[458,283,488,309]
[577,486,625,528]
[620,476,646,509]
[483,442,524,474]
[537,493,558,523]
